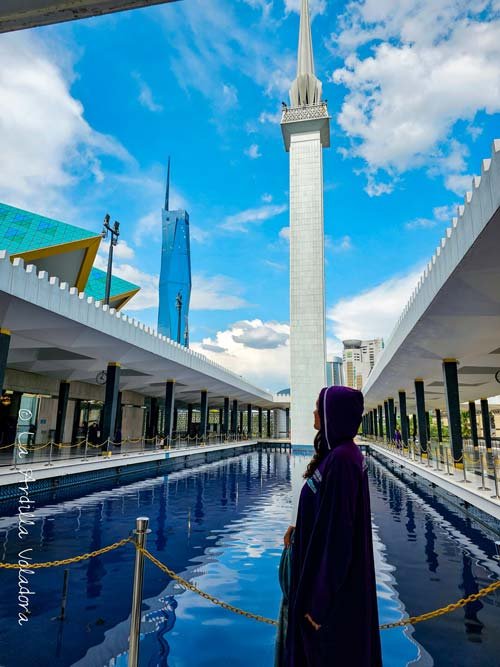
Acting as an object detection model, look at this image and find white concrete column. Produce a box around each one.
[289,130,326,445]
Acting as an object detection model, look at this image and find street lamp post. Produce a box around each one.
[175,291,182,344]
[101,214,120,306]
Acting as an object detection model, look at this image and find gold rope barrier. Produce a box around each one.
[0,537,132,570]
[135,545,500,631]
[1,536,499,632]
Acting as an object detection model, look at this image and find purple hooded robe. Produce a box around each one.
[286,386,383,667]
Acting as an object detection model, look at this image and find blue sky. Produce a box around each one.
[0,0,499,390]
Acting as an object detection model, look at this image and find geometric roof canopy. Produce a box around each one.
[0,201,139,310]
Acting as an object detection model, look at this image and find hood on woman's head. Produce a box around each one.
[318,385,364,450]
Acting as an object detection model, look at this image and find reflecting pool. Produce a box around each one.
[0,449,499,666]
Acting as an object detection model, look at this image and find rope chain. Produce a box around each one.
[0,537,132,569]
[1,537,499,631]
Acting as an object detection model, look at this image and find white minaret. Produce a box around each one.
[282,0,330,446]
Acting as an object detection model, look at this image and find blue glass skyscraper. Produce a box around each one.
[158,159,192,346]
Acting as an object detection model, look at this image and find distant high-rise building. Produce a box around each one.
[326,355,344,386]
[343,338,384,389]
[158,158,192,346]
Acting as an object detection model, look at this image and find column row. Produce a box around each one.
[363,359,495,468]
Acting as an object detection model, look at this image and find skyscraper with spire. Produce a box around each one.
[281,0,330,445]
[158,158,192,346]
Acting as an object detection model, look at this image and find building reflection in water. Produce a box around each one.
[424,517,439,574]
[405,499,417,542]
[461,552,484,640]
[86,502,106,600]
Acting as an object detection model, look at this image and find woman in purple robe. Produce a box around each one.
[284,385,382,666]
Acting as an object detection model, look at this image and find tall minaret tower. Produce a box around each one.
[282,0,330,446]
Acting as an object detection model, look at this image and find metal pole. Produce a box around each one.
[105,233,114,306]
[128,517,150,667]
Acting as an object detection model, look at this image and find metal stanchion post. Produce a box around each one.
[10,442,18,471]
[82,438,88,462]
[45,442,54,468]
[128,517,150,667]
[491,458,500,500]
[445,446,452,476]
[478,452,491,491]
[461,454,470,484]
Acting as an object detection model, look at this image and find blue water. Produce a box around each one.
[0,449,499,666]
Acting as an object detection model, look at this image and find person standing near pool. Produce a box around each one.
[278,385,382,667]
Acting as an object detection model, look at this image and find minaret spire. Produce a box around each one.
[289,0,322,107]
[297,0,315,77]
[164,156,171,210]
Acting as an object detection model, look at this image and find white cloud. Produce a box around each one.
[245,143,262,159]
[0,32,130,217]
[466,124,483,141]
[262,193,273,202]
[133,184,188,246]
[259,110,282,124]
[221,203,287,232]
[327,267,423,342]
[106,262,159,311]
[284,0,327,17]
[242,0,273,18]
[232,321,289,349]
[191,319,290,391]
[190,225,210,243]
[222,83,239,109]
[110,268,249,314]
[98,238,135,261]
[191,274,249,310]
[331,3,500,193]
[279,226,290,241]
[264,259,286,271]
[405,203,457,230]
[445,173,473,196]
[133,72,163,113]
[332,235,353,253]
[161,0,294,110]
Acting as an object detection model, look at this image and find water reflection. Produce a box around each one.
[424,518,439,574]
[0,451,498,667]
[144,596,178,667]
[461,553,484,640]
[368,455,500,666]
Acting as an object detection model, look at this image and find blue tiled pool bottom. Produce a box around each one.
[0,450,499,666]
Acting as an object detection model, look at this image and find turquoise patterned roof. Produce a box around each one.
[86,267,139,301]
[0,202,139,303]
[0,202,95,253]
